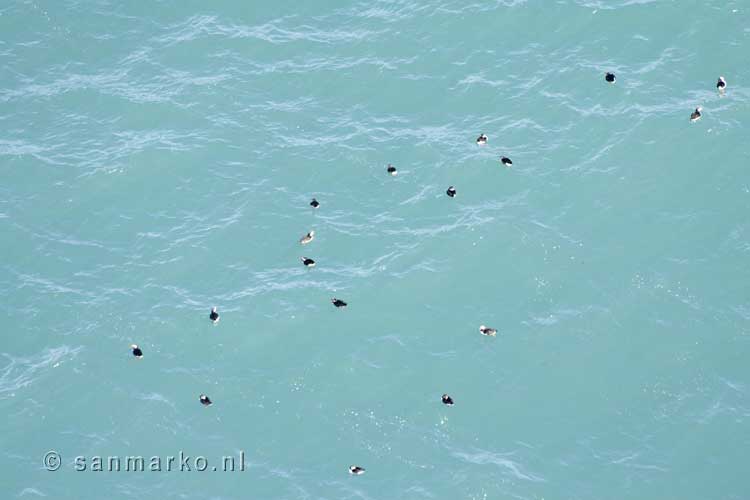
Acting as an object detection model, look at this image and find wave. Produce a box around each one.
[0,345,83,398]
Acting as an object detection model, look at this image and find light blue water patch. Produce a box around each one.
[1,0,749,499]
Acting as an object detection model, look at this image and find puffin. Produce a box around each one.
[717,76,726,92]
[300,230,315,245]
[199,394,212,406]
[442,394,454,406]
[500,157,513,167]
[387,164,398,176]
[476,133,488,145]
[446,186,457,198]
[331,298,348,308]
[302,257,316,267]
[479,325,497,336]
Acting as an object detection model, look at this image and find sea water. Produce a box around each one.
[1,1,749,499]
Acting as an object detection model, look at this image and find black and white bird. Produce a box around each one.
[717,76,726,92]
[210,307,219,323]
[302,257,316,268]
[300,230,315,245]
[500,157,513,167]
[476,133,488,145]
[199,394,212,406]
[310,198,320,209]
[690,107,702,122]
[446,186,457,198]
[130,344,143,358]
[605,72,616,84]
[387,164,398,176]
[349,466,365,475]
[331,298,348,308]
[442,394,454,406]
[479,325,497,336]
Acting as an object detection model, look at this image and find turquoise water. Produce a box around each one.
[2,0,749,498]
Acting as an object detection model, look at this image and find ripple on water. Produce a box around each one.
[0,346,83,398]
[153,14,386,46]
[451,447,546,482]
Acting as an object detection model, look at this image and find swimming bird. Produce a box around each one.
[130,344,143,358]
[310,198,320,209]
[479,325,497,336]
[387,164,397,176]
[300,230,315,245]
[605,72,616,83]
[199,394,212,406]
[442,394,454,406]
[210,307,219,323]
[446,186,457,198]
[331,298,347,308]
[500,157,513,167]
[476,133,488,145]
[690,107,702,122]
[349,466,365,475]
[302,257,316,267]
[717,76,726,92]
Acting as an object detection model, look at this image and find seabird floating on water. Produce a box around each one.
[717,76,726,92]
[479,325,497,336]
[331,298,348,308]
[300,231,315,245]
